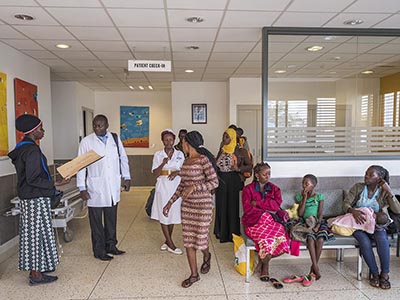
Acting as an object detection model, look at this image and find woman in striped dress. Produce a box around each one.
[8,115,60,285]
[163,131,219,288]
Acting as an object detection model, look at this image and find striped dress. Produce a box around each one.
[169,155,219,250]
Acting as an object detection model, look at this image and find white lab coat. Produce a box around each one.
[76,132,131,207]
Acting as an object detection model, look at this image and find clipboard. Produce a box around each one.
[57,150,103,179]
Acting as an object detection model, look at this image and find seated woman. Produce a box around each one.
[343,165,400,290]
[241,163,289,286]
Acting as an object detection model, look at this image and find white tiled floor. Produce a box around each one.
[0,187,399,300]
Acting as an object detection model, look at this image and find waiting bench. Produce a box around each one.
[240,189,400,283]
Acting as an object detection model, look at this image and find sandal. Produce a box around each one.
[283,275,303,283]
[200,253,211,274]
[379,275,391,290]
[269,277,283,289]
[302,274,314,287]
[369,274,380,288]
[259,274,270,282]
[181,274,200,288]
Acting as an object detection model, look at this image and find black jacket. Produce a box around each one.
[8,137,55,199]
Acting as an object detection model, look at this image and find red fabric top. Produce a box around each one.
[241,181,282,227]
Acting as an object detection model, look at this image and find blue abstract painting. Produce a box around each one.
[120,106,149,147]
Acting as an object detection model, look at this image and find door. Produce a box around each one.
[81,108,94,142]
[237,105,262,163]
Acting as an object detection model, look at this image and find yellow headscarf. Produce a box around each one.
[221,128,237,154]
[239,137,246,147]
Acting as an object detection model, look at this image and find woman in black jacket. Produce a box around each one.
[8,114,59,285]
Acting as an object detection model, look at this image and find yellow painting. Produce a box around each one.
[0,72,8,156]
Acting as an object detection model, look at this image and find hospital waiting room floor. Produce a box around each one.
[0,187,399,300]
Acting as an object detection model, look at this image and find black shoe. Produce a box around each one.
[29,274,58,286]
[106,247,126,255]
[94,254,114,261]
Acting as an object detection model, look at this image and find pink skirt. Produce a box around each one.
[245,212,289,259]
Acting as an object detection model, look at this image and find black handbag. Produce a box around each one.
[51,190,64,209]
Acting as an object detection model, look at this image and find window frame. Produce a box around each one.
[262,26,400,161]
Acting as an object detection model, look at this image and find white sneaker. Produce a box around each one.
[167,246,183,255]
[160,243,168,251]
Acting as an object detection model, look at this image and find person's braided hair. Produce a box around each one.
[184,131,217,172]
[252,162,271,182]
[369,165,390,185]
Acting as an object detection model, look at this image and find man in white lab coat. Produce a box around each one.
[77,114,131,261]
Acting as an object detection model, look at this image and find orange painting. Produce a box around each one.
[0,72,7,156]
[14,78,38,143]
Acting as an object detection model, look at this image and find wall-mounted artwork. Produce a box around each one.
[0,72,8,156]
[120,106,149,147]
[14,78,38,143]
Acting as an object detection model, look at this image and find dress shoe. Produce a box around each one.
[106,248,126,255]
[94,254,114,261]
[29,274,58,286]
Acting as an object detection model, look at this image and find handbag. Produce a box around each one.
[51,190,64,209]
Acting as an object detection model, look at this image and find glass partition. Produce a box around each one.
[262,27,400,160]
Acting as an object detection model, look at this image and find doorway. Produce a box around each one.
[237,105,262,163]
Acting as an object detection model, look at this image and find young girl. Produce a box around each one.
[295,174,335,286]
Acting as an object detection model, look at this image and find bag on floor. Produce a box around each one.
[232,233,254,276]
[145,188,155,216]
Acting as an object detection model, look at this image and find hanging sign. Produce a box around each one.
[128,60,171,72]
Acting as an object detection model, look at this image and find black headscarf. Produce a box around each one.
[185,131,217,172]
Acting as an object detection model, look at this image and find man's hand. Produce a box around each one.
[80,190,90,201]
[123,179,131,191]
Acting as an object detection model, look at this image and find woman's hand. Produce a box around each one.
[181,186,194,199]
[250,200,257,207]
[302,185,313,198]
[232,159,240,172]
[168,171,179,181]
[378,178,392,194]
[163,202,172,217]
[312,223,320,233]
[162,157,169,165]
[349,208,366,224]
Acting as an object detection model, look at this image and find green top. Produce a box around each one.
[295,193,325,219]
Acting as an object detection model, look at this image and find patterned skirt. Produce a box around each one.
[245,212,289,260]
[19,197,59,272]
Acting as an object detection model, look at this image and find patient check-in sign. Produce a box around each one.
[128,60,171,72]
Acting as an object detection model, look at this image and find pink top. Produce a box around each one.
[241,181,282,227]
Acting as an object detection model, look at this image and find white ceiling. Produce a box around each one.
[0,0,399,91]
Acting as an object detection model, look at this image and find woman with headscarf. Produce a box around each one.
[214,128,252,243]
[8,114,60,285]
[151,129,185,255]
[163,131,219,288]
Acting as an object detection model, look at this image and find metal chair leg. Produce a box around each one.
[245,247,251,283]
[357,250,363,281]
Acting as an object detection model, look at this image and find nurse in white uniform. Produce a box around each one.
[151,129,185,255]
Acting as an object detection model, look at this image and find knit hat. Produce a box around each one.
[15,114,42,134]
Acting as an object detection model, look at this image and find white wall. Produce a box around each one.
[0,42,52,176]
[172,82,228,155]
[228,77,400,178]
[51,81,95,160]
[95,91,171,155]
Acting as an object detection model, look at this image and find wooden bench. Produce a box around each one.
[240,189,400,283]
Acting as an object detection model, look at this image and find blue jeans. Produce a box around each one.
[353,229,390,275]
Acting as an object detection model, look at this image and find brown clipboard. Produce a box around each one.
[56,150,103,179]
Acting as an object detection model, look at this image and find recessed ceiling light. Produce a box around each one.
[88,68,95,72]
[129,85,134,90]
[185,69,194,73]
[186,16,204,23]
[148,85,153,90]
[306,45,324,52]
[329,71,337,74]
[98,75,104,78]
[324,36,336,41]
[274,70,286,74]
[14,14,34,21]
[186,45,200,50]
[55,43,71,49]
[333,56,341,60]
[343,19,364,26]
[287,64,297,69]
[138,85,144,90]
[361,70,374,74]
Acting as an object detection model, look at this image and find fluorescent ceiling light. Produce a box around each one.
[55,44,71,49]
[274,70,286,74]
[361,70,374,74]
[343,19,364,26]
[185,69,194,73]
[306,45,324,52]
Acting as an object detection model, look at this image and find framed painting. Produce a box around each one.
[120,106,149,147]
[192,103,207,124]
[14,78,38,143]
